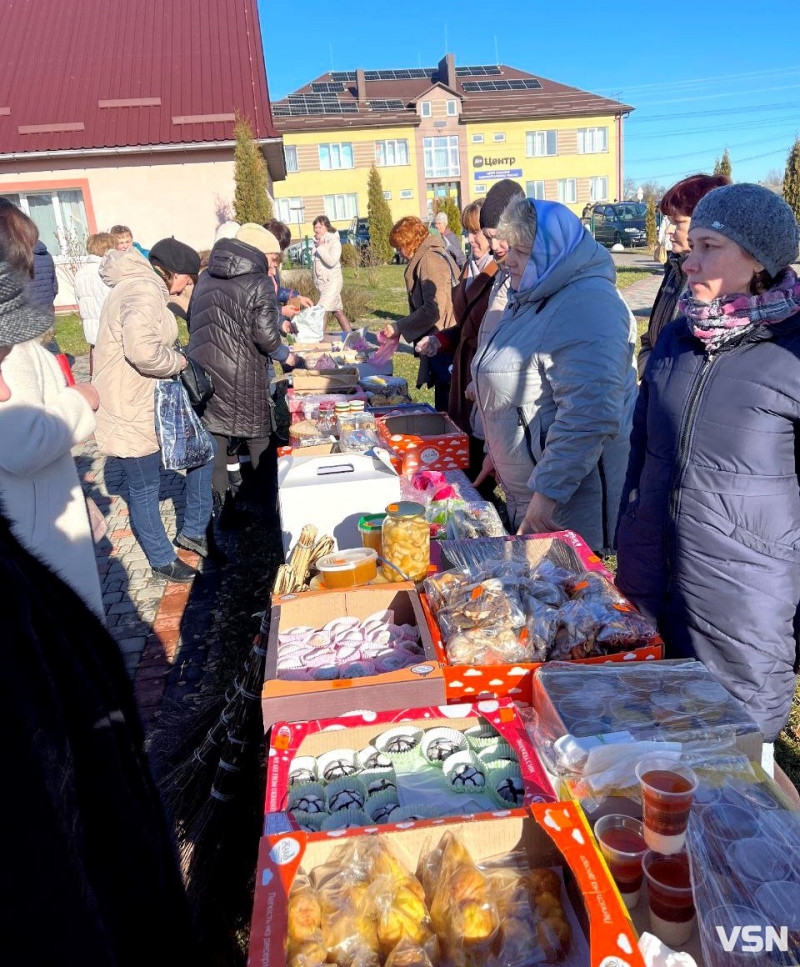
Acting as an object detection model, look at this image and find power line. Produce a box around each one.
[596,65,800,96]
[628,132,793,166]
[625,113,800,142]
[629,146,790,183]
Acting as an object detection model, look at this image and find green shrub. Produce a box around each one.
[340,242,360,267]
[367,165,394,264]
[341,284,371,325]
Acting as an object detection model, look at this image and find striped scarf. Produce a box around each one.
[680,267,800,353]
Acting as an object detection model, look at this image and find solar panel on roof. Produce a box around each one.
[462,79,542,92]
[455,65,502,76]
[273,99,359,116]
[330,71,356,81]
[367,99,406,112]
[287,92,341,103]
[311,82,345,93]
[363,68,434,81]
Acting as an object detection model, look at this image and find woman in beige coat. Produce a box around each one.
[93,239,212,583]
[311,215,351,332]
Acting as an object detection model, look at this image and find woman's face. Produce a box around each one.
[667,213,692,254]
[684,227,761,302]
[313,222,326,241]
[169,272,192,295]
[505,244,532,291]
[267,252,279,271]
[468,228,489,260]
[0,345,12,402]
[483,228,509,262]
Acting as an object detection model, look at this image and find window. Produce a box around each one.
[274,197,304,225]
[446,100,458,116]
[493,132,506,143]
[324,193,359,221]
[318,142,354,170]
[383,191,392,201]
[474,184,486,194]
[284,145,299,173]
[423,136,460,178]
[1,188,88,256]
[400,189,414,199]
[526,130,557,157]
[558,179,577,204]
[471,133,484,143]
[526,180,546,200]
[589,176,609,202]
[375,138,409,167]
[420,101,432,118]
[578,127,608,154]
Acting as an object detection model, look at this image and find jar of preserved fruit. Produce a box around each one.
[381,501,430,582]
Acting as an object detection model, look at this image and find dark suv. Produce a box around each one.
[591,202,647,247]
[349,216,370,252]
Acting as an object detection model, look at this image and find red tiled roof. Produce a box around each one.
[273,63,633,133]
[0,0,280,156]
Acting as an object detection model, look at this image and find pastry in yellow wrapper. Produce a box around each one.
[287,884,322,943]
[286,937,327,967]
[487,866,571,964]
[385,939,437,967]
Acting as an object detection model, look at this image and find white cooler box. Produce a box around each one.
[277,452,401,556]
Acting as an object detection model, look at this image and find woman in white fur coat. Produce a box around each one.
[0,258,104,618]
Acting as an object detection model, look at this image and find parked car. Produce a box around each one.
[286,238,314,265]
[349,216,370,252]
[590,202,647,248]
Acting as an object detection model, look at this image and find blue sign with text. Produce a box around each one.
[474,168,523,181]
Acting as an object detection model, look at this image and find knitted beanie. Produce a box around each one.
[0,260,53,346]
[149,237,201,275]
[236,223,280,255]
[690,184,800,277]
[479,179,526,229]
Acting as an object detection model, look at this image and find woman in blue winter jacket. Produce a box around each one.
[616,183,800,753]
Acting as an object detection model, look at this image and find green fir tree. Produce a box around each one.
[783,138,800,226]
[645,197,658,247]
[233,116,272,224]
[713,148,732,180]
[366,165,394,264]
[436,195,462,236]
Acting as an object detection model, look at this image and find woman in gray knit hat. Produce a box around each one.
[616,183,800,770]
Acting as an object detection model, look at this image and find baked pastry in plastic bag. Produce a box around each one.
[549,600,602,661]
[486,865,571,964]
[593,603,657,649]
[522,601,561,662]
[565,570,626,606]
[384,938,438,967]
[286,875,327,967]
[446,625,528,665]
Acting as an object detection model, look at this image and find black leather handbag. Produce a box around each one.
[174,344,214,408]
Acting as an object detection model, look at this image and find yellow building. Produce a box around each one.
[272,54,633,239]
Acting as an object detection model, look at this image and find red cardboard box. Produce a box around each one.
[426,531,663,707]
[248,802,646,967]
[262,584,445,732]
[264,699,556,835]
[376,411,469,471]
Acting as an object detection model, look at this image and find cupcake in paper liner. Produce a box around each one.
[374,726,424,763]
[288,782,327,815]
[476,740,516,765]
[325,776,368,813]
[362,770,398,798]
[463,721,501,750]
[339,659,377,680]
[357,745,393,772]
[316,748,360,783]
[420,727,468,766]
[365,790,401,824]
[443,750,487,793]
[291,809,326,833]
[487,762,526,808]
[390,804,441,822]
[288,756,318,787]
[320,807,370,831]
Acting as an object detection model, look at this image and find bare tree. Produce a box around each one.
[760,169,784,195]
[623,177,637,200]
[56,229,88,292]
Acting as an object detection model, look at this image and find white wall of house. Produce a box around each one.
[0,149,240,310]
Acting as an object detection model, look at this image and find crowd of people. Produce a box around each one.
[2,175,800,766]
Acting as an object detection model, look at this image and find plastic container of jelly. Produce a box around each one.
[358,514,385,554]
[317,548,378,589]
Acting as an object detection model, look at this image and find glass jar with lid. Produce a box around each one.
[381,501,430,582]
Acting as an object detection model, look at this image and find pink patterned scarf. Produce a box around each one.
[679,267,800,353]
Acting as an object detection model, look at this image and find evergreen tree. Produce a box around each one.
[713,148,732,180]
[233,116,272,224]
[366,165,394,264]
[783,138,800,225]
[436,195,462,236]
[645,197,657,247]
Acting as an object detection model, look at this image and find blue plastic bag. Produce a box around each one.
[154,379,214,470]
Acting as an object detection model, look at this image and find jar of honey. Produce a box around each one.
[381,501,429,583]
[358,514,385,554]
[317,548,378,588]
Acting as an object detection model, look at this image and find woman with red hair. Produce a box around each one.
[638,173,729,376]
[382,215,458,409]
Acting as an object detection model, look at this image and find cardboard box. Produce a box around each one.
[367,403,436,418]
[376,411,470,471]
[277,451,400,554]
[291,367,360,393]
[264,699,556,835]
[425,531,663,706]
[248,802,646,967]
[262,584,446,731]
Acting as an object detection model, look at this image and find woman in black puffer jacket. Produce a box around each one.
[616,184,800,756]
[188,223,299,508]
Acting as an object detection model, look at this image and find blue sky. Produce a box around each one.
[259,0,800,190]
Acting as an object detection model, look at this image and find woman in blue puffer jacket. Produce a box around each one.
[616,183,800,749]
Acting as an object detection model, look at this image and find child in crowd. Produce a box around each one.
[74,232,114,374]
[109,224,149,259]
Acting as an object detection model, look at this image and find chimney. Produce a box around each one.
[356,68,366,103]
[437,53,455,89]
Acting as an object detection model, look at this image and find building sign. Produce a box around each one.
[472,155,516,168]
[475,168,523,181]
